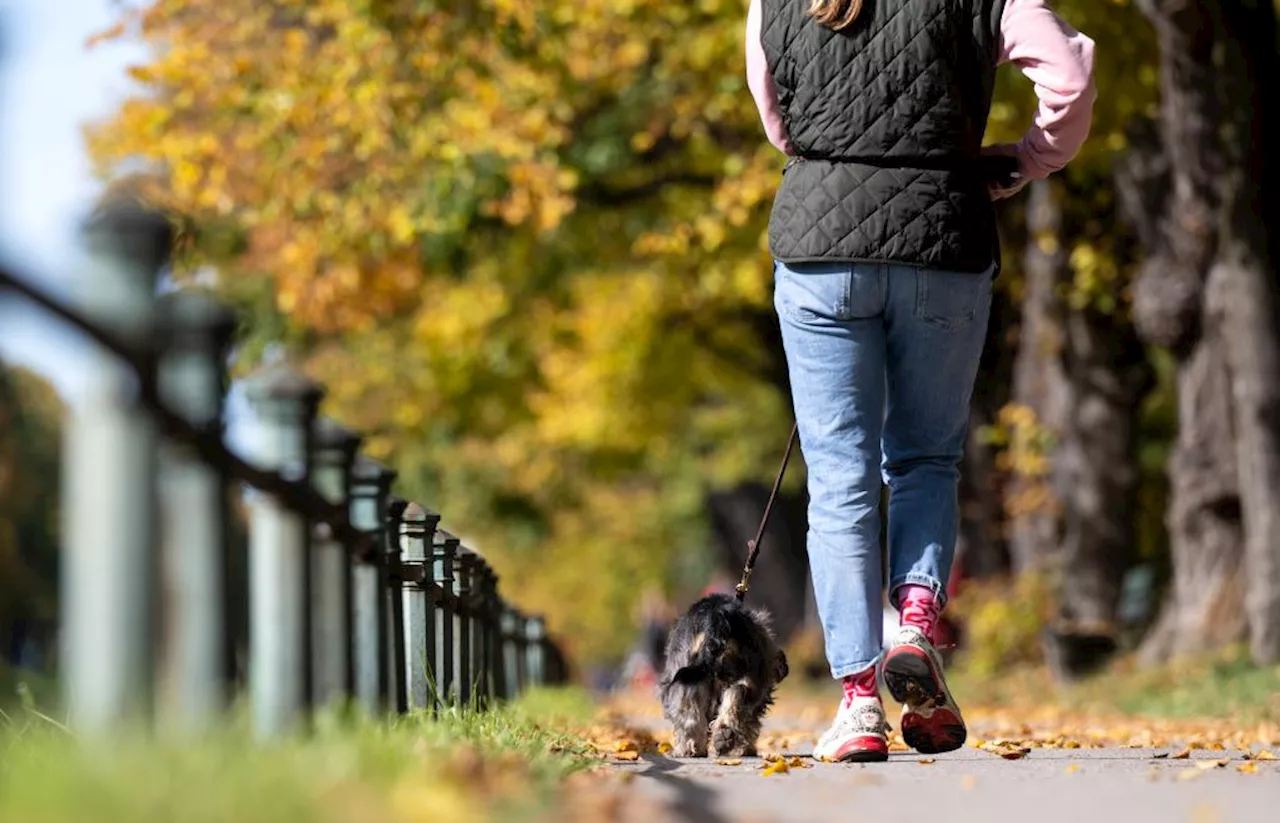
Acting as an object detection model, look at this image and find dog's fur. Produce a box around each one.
[658,594,789,758]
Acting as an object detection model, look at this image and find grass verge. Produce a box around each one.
[947,645,1280,723]
[0,685,602,823]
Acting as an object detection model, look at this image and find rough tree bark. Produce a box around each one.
[1007,181,1070,577]
[1212,0,1280,663]
[1009,181,1153,677]
[1127,0,1256,662]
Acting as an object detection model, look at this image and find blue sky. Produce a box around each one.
[0,0,149,403]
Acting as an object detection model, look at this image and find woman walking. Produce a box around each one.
[746,0,1095,761]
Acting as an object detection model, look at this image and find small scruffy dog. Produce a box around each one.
[658,593,789,758]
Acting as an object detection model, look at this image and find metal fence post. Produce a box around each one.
[470,559,495,709]
[509,608,528,697]
[526,614,547,689]
[432,531,458,705]
[385,496,409,715]
[453,547,475,707]
[245,364,323,739]
[310,419,361,709]
[349,457,395,715]
[154,291,236,734]
[62,205,166,734]
[399,503,438,711]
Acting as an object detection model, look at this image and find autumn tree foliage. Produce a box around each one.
[90,0,796,660]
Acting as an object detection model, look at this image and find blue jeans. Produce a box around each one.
[774,260,993,678]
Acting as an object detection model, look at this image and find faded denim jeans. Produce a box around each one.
[774,260,993,678]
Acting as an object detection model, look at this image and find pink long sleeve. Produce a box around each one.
[998,0,1097,180]
[746,0,793,155]
[745,0,1096,180]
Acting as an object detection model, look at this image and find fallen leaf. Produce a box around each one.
[1177,769,1204,782]
[1172,748,1192,760]
[1065,764,1081,775]
[787,757,812,769]
[761,753,783,763]
[918,758,936,765]
[657,742,672,755]
[613,751,640,762]
[1237,762,1260,775]
[615,741,638,753]
[1255,750,1278,761]
[1152,753,1170,759]
[1195,759,1229,770]
[761,759,791,777]
[998,748,1030,760]
[889,743,911,753]
[715,758,743,766]
[1062,741,1082,749]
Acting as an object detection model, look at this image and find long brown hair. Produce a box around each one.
[807,0,864,31]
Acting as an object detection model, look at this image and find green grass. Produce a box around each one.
[0,687,600,823]
[948,645,1280,723]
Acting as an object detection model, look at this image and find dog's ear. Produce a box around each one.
[774,649,789,682]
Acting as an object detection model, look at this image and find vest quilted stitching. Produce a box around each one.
[762,0,1007,272]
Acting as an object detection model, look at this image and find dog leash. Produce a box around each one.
[735,421,800,603]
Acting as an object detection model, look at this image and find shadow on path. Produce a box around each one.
[634,755,732,823]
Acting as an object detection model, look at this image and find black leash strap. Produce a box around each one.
[735,422,800,603]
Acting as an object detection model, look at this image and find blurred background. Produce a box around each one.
[2,0,1278,713]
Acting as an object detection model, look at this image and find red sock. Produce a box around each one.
[841,666,878,707]
[898,584,941,643]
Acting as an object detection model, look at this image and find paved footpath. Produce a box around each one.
[602,710,1280,823]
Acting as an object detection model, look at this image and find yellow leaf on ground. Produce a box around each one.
[715,759,742,766]
[1195,759,1229,770]
[615,740,638,753]
[1254,750,1278,761]
[1065,764,1081,775]
[657,742,672,754]
[1172,748,1192,759]
[918,758,937,765]
[1237,762,1260,775]
[613,751,640,762]
[787,757,812,769]
[761,759,791,777]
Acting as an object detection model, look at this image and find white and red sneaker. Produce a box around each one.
[812,695,889,763]
[883,625,967,754]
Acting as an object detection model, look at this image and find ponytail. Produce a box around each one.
[807,0,864,31]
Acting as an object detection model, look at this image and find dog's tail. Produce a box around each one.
[670,618,729,686]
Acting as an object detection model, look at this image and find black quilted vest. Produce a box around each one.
[762,0,1007,272]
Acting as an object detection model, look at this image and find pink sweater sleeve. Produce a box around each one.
[998,0,1097,180]
[746,0,794,155]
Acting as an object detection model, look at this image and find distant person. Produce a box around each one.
[747,0,1094,761]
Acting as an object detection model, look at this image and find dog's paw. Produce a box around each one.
[671,739,708,758]
[710,726,754,759]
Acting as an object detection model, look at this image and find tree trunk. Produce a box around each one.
[1212,0,1280,664]
[1055,278,1153,635]
[1130,0,1252,662]
[706,486,808,642]
[1007,181,1070,576]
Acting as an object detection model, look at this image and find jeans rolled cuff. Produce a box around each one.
[889,574,949,611]
[830,651,883,680]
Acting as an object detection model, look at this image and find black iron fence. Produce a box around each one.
[0,204,567,737]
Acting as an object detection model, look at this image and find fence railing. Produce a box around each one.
[0,203,568,737]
